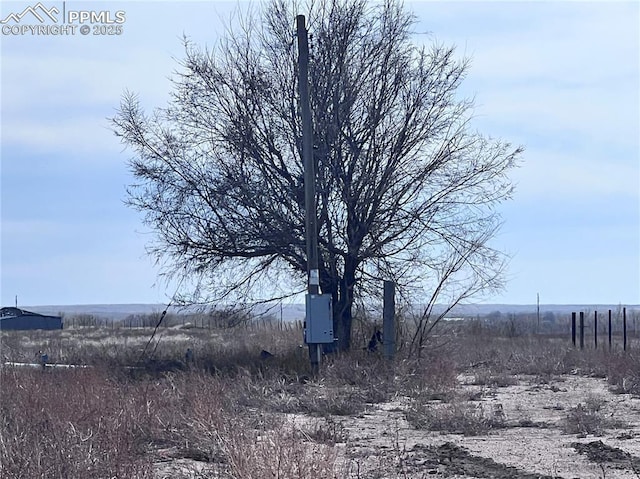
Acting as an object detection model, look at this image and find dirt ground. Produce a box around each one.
[155,373,640,478]
[338,374,640,478]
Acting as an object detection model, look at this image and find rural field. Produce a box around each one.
[1,312,640,478]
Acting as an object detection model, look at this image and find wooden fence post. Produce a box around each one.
[594,311,598,349]
[383,280,396,360]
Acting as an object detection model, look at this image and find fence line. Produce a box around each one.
[64,314,304,332]
[570,307,634,351]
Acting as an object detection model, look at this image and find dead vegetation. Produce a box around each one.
[1,313,639,478]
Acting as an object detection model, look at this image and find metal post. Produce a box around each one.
[571,312,576,346]
[594,310,598,349]
[297,14,321,371]
[536,293,540,334]
[623,307,627,351]
[579,312,584,350]
[608,309,612,350]
[383,281,396,360]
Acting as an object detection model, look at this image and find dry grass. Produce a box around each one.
[1,314,639,478]
[0,367,155,478]
[405,399,507,435]
[0,365,346,478]
[560,395,629,437]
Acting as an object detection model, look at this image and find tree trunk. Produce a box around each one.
[333,259,356,351]
[334,298,353,351]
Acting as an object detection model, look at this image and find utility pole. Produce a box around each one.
[297,14,322,370]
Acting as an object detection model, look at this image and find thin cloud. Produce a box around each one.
[1,0,638,305]
[509,148,639,199]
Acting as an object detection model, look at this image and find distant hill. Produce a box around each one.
[18,303,639,322]
[445,303,639,318]
[20,303,307,322]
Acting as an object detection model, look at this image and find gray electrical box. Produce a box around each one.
[304,294,334,344]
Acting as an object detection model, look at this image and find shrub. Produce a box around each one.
[605,351,640,395]
[301,417,350,445]
[561,402,606,436]
[0,368,155,478]
[405,399,506,435]
[559,397,626,437]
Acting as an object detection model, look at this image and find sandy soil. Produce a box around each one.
[339,374,640,478]
[154,373,640,478]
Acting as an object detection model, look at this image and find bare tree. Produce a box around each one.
[112,0,522,351]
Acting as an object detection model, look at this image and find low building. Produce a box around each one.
[0,307,63,330]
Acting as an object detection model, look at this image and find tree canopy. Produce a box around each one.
[112,0,522,350]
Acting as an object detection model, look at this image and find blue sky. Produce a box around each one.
[1,1,638,307]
